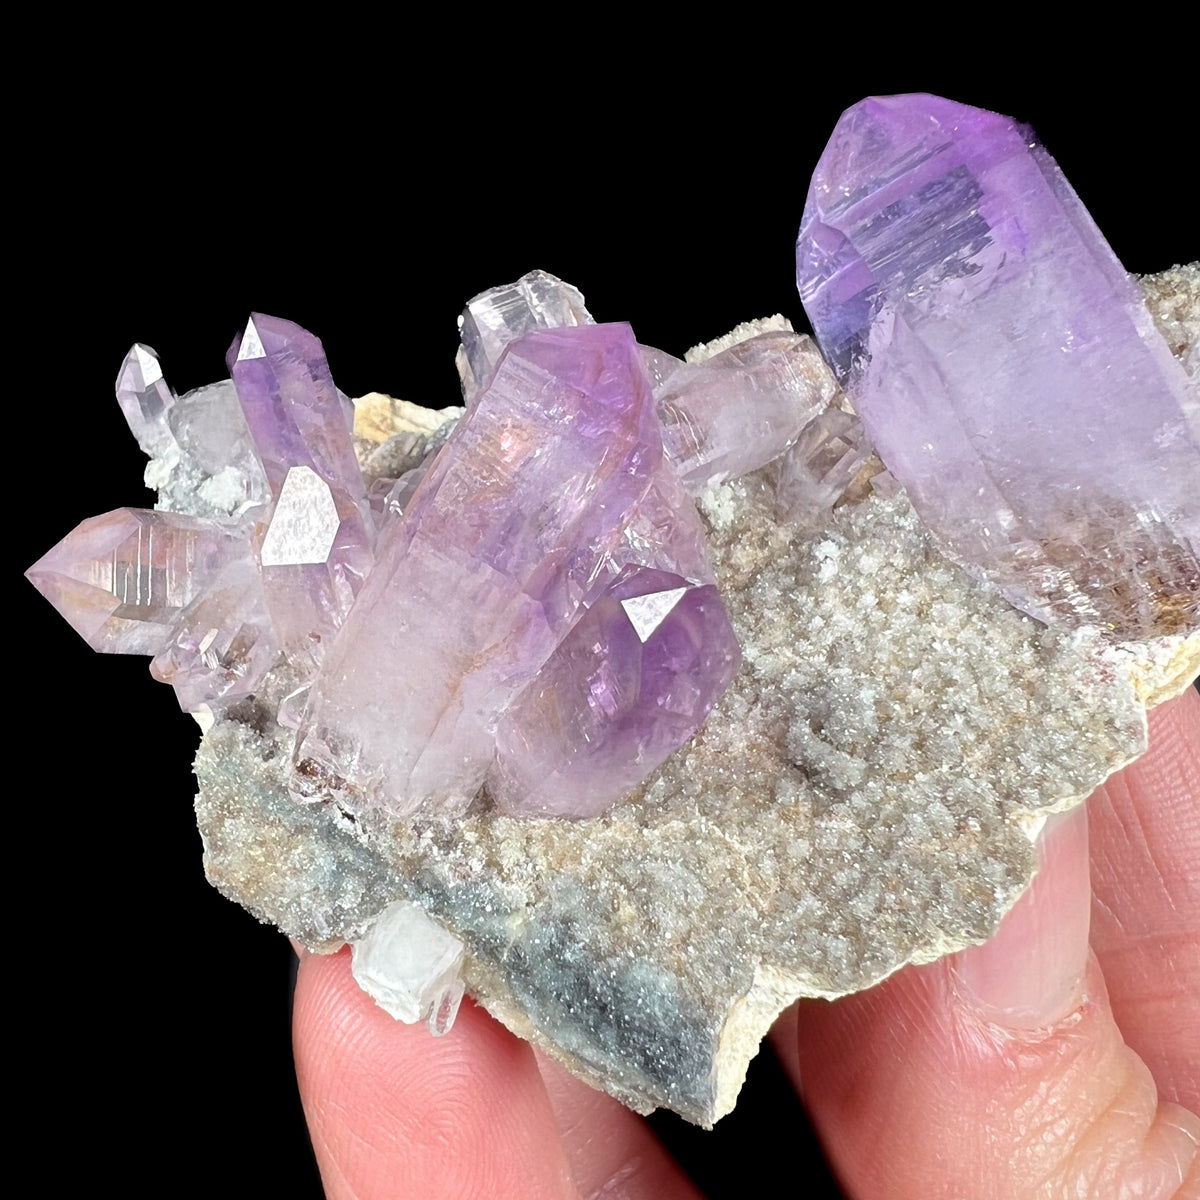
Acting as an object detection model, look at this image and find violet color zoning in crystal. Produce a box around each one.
[797,94,1200,636]
[490,422,739,816]
[292,323,735,819]
[228,314,374,663]
[227,314,368,508]
[26,507,247,656]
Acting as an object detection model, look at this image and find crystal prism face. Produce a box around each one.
[771,406,875,522]
[456,270,595,403]
[228,313,370,513]
[797,94,1200,637]
[655,330,839,491]
[292,322,727,819]
[490,566,740,818]
[116,343,175,456]
[260,466,340,566]
[26,508,244,655]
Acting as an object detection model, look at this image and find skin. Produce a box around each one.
[292,688,1199,1199]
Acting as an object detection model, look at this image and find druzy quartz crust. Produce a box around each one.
[25,96,1200,1125]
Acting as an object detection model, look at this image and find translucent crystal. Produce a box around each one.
[490,565,740,817]
[772,406,875,522]
[655,330,839,491]
[350,900,465,1034]
[158,380,271,518]
[116,343,175,456]
[229,315,375,664]
[26,508,246,655]
[149,555,280,713]
[796,94,1200,637]
[293,324,681,817]
[456,269,594,403]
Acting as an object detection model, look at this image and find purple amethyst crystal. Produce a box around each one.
[228,314,375,664]
[489,565,739,818]
[25,507,247,656]
[797,94,1200,637]
[292,322,738,819]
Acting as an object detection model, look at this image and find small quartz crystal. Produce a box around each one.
[655,329,839,491]
[229,314,375,665]
[456,269,594,403]
[26,507,247,655]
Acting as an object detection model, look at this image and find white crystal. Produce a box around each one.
[622,586,688,642]
[259,466,340,566]
[350,901,466,1034]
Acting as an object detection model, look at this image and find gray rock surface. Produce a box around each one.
[197,484,1148,1125]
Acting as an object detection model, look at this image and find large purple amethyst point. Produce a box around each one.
[797,94,1200,638]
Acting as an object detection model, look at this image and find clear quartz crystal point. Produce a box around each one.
[350,901,465,1033]
[116,343,175,456]
[293,323,685,817]
[796,94,1200,638]
[456,269,595,403]
[25,508,246,655]
[228,314,375,665]
[655,330,840,491]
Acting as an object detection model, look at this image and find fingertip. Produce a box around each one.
[950,805,1092,1031]
[293,950,575,1200]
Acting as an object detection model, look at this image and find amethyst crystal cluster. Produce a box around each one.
[25,95,1200,1120]
[28,281,850,821]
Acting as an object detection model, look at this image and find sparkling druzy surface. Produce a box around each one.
[797,94,1200,639]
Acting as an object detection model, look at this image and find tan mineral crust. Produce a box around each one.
[195,268,1199,1127]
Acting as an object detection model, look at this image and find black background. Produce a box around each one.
[17,43,1197,1199]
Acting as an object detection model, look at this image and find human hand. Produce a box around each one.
[292,688,1199,1198]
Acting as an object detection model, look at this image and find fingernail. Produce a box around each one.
[951,805,1091,1031]
[289,937,309,961]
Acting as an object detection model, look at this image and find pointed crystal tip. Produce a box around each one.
[115,342,175,455]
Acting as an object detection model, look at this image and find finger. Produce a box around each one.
[1088,687,1200,1110]
[792,804,1199,1198]
[534,1051,706,1200]
[293,948,579,1200]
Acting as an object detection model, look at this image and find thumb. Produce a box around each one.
[791,801,1199,1199]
